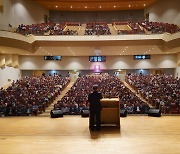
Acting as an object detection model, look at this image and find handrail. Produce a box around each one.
[0,29,180,44]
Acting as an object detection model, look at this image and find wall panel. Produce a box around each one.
[5,54,12,67]
[12,55,19,68]
[0,54,5,68]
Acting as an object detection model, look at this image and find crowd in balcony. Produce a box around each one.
[15,21,180,36]
[54,74,149,115]
[139,21,180,34]
[0,76,70,116]
[84,22,111,35]
[16,22,80,36]
[126,74,180,114]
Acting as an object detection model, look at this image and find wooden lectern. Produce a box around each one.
[89,98,120,128]
[101,98,120,128]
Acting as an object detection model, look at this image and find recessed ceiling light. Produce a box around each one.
[85,6,87,8]
[128,5,131,7]
[55,6,58,8]
[114,6,116,8]
[99,6,102,8]
[70,6,73,8]
[143,4,146,7]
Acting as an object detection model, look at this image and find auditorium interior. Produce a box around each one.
[0,0,180,153]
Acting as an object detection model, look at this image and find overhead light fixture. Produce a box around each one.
[55,6,58,8]
[128,5,131,7]
[70,6,73,8]
[143,4,146,7]
[99,6,102,8]
[114,5,116,8]
[85,6,87,8]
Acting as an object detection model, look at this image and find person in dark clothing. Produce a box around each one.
[88,85,103,131]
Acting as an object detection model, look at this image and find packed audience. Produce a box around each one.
[16,21,180,36]
[16,23,65,36]
[84,22,111,35]
[139,21,180,34]
[126,74,180,114]
[16,22,80,36]
[54,74,149,115]
[0,76,70,116]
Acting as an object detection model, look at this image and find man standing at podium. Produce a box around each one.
[88,85,103,131]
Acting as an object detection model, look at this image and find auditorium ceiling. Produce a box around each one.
[32,0,159,11]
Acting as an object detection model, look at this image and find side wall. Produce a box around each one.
[0,66,21,87]
[144,0,180,25]
[0,0,49,30]
[20,54,177,70]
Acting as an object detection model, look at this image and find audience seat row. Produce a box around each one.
[126,74,180,114]
[0,76,70,116]
[54,74,150,115]
[16,21,180,36]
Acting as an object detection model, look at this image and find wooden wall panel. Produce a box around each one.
[5,54,13,67]
[177,53,180,66]
[12,55,19,68]
[0,0,3,11]
[0,55,5,68]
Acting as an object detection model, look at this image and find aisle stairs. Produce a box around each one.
[39,81,75,117]
[78,24,86,35]
[123,81,153,108]
[108,24,117,35]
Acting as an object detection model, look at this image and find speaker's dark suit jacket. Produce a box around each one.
[88,91,102,112]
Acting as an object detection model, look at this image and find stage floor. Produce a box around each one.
[0,116,180,154]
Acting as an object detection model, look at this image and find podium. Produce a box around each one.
[101,98,120,128]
